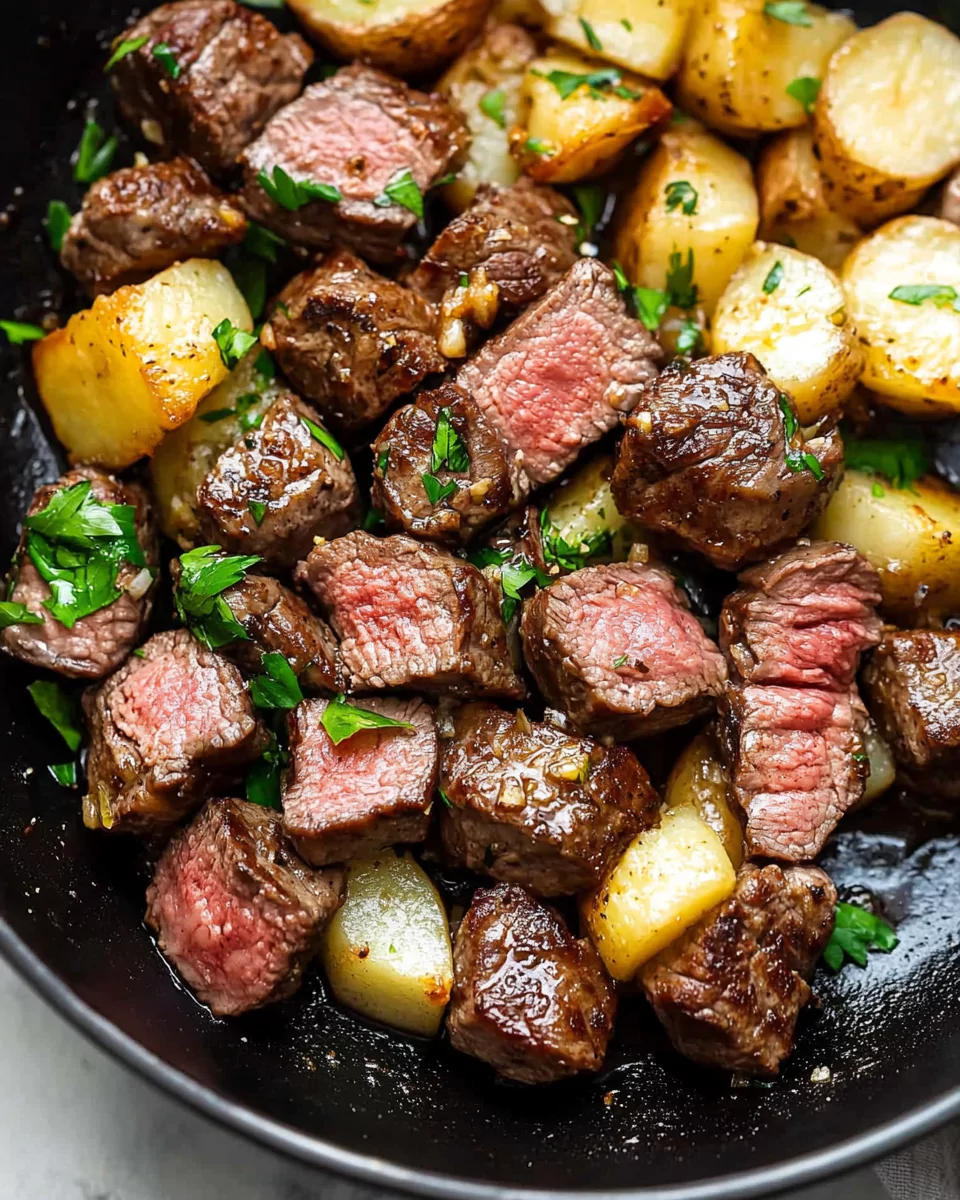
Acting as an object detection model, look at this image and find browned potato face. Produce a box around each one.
[288,0,494,77]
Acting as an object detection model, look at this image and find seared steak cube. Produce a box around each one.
[60,157,247,296]
[145,797,343,1016]
[862,630,960,795]
[109,0,312,176]
[456,258,660,486]
[2,467,158,680]
[641,863,837,1076]
[371,382,525,546]
[720,542,882,861]
[408,179,579,355]
[296,531,524,699]
[520,563,727,739]
[446,883,615,1084]
[282,695,437,865]
[196,392,360,569]
[611,354,843,571]
[439,703,659,895]
[260,250,445,434]
[240,66,468,264]
[83,629,268,835]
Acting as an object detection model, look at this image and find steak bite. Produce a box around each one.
[371,382,525,546]
[83,629,268,835]
[446,883,616,1084]
[109,0,313,177]
[60,157,247,296]
[145,797,343,1016]
[196,392,360,570]
[611,353,843,572]
[240,66,469,264]
[720,541,882,861]
[2,467,158,681]
[282,695,437,865]
[260,250,445,434]
[296,531,524,699]
[862,630,960,795]
[408,179,579,356]
[520,563,727,739]
[439,703,659,895]
[640,863,837,1076]
[456,258,660,485]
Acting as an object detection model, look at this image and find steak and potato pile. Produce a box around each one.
[9,0,960,1085]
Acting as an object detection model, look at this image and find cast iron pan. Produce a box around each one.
[1,2,960,1196]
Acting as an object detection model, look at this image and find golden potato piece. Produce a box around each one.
[539,0,695,82]
[663,728,743,869]
[438,22,539,212]
[814,13,960,225]
[581,805,737,981]
[509,52,671,184]
[33,259,252,470]
[841,216,960,416]
[287,0,494,77]
[614,124,758,316]
[712,241,863,423]
[677,0,854,137]
[812,468,960,622]
[322,852,454,1038]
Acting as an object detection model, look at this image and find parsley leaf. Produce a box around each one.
[229,254,267,320]
[540,509,610,572]
[0,320,45,345]
[479,88,507,128]
[786,76,821,114]
[238,0,285,7]
[665,180,698,216]
[174,546,260,649]
[0,601,43,628]
[889,283,960,311]
[422,472,457,506]
[244,221,286,263]
[778,393,798,441]
[245,726,286,808]
[152,42,181,79]
[377,446,391,476]
[250,652,304,710]
[48,761,78,787]
[786,450,825,480]
[300,415,345,461]
[822,901,898,971]
[579,15,603,50]
[524,137,555,157]
[843,435,928,491]
[763,260,784,294]
[764,1,812,26]
[675,318,702,357]
[613,654,628,667]
[45,200,72,253]
[248,500,267,526]
[499,556,551,623]
[257,165,341,211]
[431,407,470,473]
[572,184,606,244]
[438,786,454,809]
[211,319,257,369]
[374,168,424,219]
[362,507,385,532]
[104,35,148,71]
[534,67,638,103]
[28,681,82,752]
[320,693,415,745]
[74,119,118,185]
[665,248,698,310]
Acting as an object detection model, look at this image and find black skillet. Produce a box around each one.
[1,1,959,1196]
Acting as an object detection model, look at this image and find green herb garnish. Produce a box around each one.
[422,472,457,506]
[438,786,454,809]
[377,446,391,476]
[843,435,928,491]
[374,168,424,219]
[48,761,78,787]
[248,500,267,526]
[665,248,698,310]
[245,727,286,809]
[540,509,610,572]
[28,681,82,752]
[572,184,606,243]
[431,407,470,474]
[74,119,118,184]
[257,165,341,211]
[778,393,798,441]
[786,76,821,114]
[211,319,257,369]
[665,180,698,216]
[0,602,43,629]
[613,654,628,668]
[45,200,72,253]
[524,137,555,157]
[250,652,303,710]
[579,15,603,50]
[675,318,702,357]
[300,415,345,461]
[786,450,825,480]
[320,693,415,745]
[889,283,960,311]
[534,67,639,102]
[763,261,784,294]
[822,901,898,971]
[174,546,260,649]
[479,88,507,128]
[499,557,551,623]
[0,320,45,345]
[152,42,181,79]
[764,1,812,25]
[104,35,148,71]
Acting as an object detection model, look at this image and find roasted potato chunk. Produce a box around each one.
[287,0,494,77]
[544,453,635,561]
[438,22,539,212]
[510,52,671,184]
[814,13,960,225]
[663,728,743,869]
[539,0,694,82]
[712,242,863,423]
[33,259,251,470]
[841,216,960,416]
[614,124,758,315]
[813,468,960,622]
[677,0,854,137]
[322,852,454,1038]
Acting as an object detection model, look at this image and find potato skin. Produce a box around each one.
[288,0,495,77]
[711,241,863,423]
[540,0,695,82]
[841,216,960,416]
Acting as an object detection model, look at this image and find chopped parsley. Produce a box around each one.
[238,0,285,6]
[763,260,784,294]
[579,15,603,50]
[250,652,304,710]
[843,434,928,491]
[479,88,507,128]
[377,446,391,476]
[665,248,698,310]
[211,319,257,369]
[540,509,610,572]
[786,450,825,480]
[524,137,555,157]
[458,272,469,288]
[438,787,454,809]
[244,221,287,262]
[675,318,702,357]
[300,415,345,461]
[422,472,457,506]
[786,75,821,114]
[572,184,606,244]
[229,255,267,320]
[763,1,812,26]
[104,35,148,71]
[362,507,385,532]
[374,168,424,219]
[822,901,898,971]
[320,693,415,745]
[500,558,550,623]
[889,283,960,311]
[257,165,341,211]
[778,393,799,441]
[45,200,72,253]
[613,654,628,668]
[664,180,698,216]
[431,407,470,474]
[152,42,181,79]
[0,321,45,345]
[248,500,267,526]
[620,17,632,30]
[74,119,118,185]
[200,392,264,431]
[28,681,82,752]
[0,602,43,629]
[48,761,78,787]
[174,546,260,649]
[533,67,640,102]
[245,727,286,809]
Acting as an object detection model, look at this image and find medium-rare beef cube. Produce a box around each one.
[439,703,659,895]
[641,863,837,1076]
[719,541,882,860]
[296,531,524,699]
[260,250,445,434]
[83,629,268,835]
[282,695,437,865]
[456,258,660,486]
[611,354,843,572]
[370,382,525,546]
[145,797,343,1016]
[218,571,342,693]
[862,630,960,796]
[109,0,312,176]
[196,392,360,570]
[240,66,469,264]
[2,467,158,680]
[408,179,579,356]
[520,563,727,739]
[446,883,615,1084]
[60,157,247,296]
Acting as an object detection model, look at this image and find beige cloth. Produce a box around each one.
[876,1128,960,1200]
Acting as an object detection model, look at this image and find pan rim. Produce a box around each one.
[1,913,957,1200]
